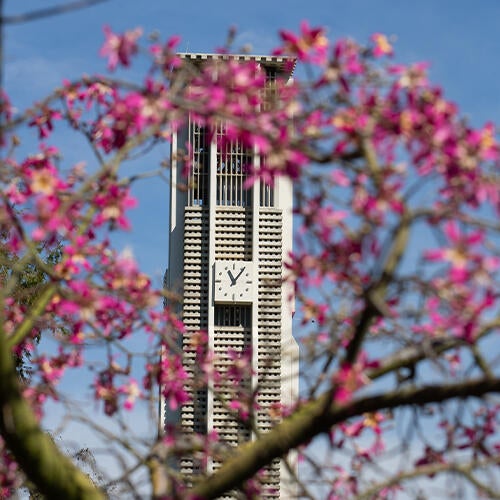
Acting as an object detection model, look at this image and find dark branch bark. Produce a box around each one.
[189,377,500,499]
[1,0,108,25]
[0,327,104,498]
[368,318,500,381]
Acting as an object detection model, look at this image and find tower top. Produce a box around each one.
[177,52,296,78]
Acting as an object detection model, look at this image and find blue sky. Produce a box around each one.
[5,0,500,283]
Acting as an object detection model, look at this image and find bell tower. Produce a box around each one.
[165,53,298,498]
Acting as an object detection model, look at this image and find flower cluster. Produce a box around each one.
[100,25,142,70]
[0,443,20,498]
[276,21,329,64]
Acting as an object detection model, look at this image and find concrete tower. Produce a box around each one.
[165,53,298,498]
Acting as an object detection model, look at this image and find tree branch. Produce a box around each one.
[356,456,500,500]
[1,0,109,25]
[368,317,500,381]
[0,322,104,498]
[189,377,500,499]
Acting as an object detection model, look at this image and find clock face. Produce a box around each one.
[214,260,253,303]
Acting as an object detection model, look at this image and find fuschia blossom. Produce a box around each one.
[100,25,142,70]
[276,21,328,64]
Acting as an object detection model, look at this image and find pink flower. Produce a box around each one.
[334,363,367,404]
[95,379,118,416]
[119,379,142,410]
[333,39,364,76]
[93,184,137,230]
[229,399,250,420]
[467,122,499,160]
[331,168,351,186]
[39,357,64,383]
[414,446,447,475]
[150,35,182,70]
[276,21,328,64]
[301,299,329,326]
[28,105,62,138]
[100,25,142,70]
[145,354,190,411]
[332,352,379,404]
[424,221,496,284]
[371,33,393,58]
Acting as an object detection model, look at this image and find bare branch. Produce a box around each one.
[1,0,109,25]
[356,456,500,500]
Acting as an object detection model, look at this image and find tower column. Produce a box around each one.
[251,147,260,441]
[205,125,218,474]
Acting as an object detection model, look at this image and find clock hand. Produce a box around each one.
[227,270,236,285]
[233,267,245,282]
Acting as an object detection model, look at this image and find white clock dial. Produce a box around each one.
[214,260,253,303]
